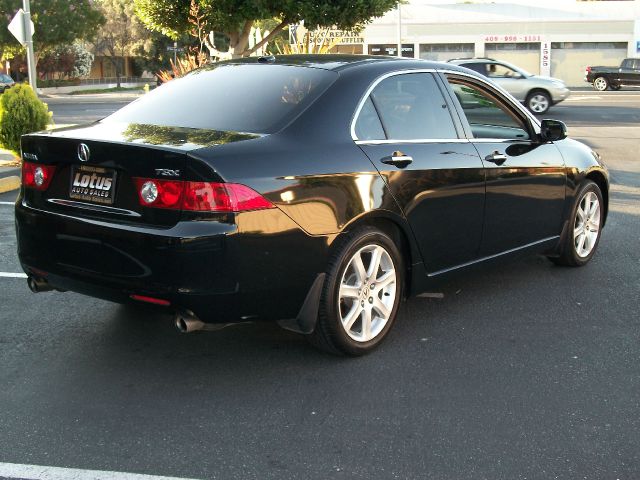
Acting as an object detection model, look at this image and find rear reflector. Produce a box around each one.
[22,161,56,191]
[130,294,171,306]
[133,178,274,212]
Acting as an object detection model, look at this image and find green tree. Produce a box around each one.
[93,0,152,87]
[0,0,104,62]
[133,0,400,58]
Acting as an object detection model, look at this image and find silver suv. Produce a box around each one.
[448,58,570,114]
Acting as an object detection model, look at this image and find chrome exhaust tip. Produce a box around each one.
[174,310,206,333]
[27,276,53,293]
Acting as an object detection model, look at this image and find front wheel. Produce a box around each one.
[550,181,603,267]
[309,227,403,356]
[526,90,551,114]
[593,76,609,91]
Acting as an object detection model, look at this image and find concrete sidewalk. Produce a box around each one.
[0,149,20,193]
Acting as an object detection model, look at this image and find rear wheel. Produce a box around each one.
[550,181,603,267]
[309,227,403,356]
[526,90,551,114]
[593,76,609,91]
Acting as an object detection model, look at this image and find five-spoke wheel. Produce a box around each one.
[309,227,403,355]
[550,180,604,267]
[338,244,397,342]
[526,91,551,114]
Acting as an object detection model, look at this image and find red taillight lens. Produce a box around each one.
[133,178,184,209]
[132,178,274,212]
[22,161,56,191]
[586,66,591,73]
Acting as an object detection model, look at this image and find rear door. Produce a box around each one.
[354,71,486,274]
[442,73,566,256]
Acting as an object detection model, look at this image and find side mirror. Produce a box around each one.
[540,119,567,142]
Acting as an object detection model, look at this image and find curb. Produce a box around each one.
[0,175,20,194]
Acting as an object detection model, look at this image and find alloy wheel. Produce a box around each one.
[338,244,397,342]
[528,94,549,113]
[593,77,608,91]
[574,191,601,258]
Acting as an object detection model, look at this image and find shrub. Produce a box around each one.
[0,84,51,153]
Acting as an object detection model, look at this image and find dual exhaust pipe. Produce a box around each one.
[174,310,229,333]
[28,277,223,334]
[27,276,55,293]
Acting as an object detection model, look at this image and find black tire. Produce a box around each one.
[525,90,551,114]
[550,180,604,267]
[593,76,609,91]
[308,226,404,356]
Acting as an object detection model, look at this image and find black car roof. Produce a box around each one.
[217,54,470,74]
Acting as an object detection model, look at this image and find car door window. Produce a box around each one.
[354,97,385,140]
[448,80,531,140]
[362,73,458,141]
[487,63,522,79]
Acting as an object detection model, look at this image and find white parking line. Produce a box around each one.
[0,272,27,278]
[0,462,202,480]
[0,201,15,205]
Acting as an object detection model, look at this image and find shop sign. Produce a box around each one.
[484,35,542,43]
[540,41,551,77]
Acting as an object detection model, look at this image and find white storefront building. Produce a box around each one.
[337,1,640,86]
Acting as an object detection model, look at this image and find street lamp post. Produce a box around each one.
[397,3,402,58]
[22,0,38,94]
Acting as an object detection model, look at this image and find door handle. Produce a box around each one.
[484,151,507,166]
[381,151,413,168]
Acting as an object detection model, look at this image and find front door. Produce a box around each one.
[443,74,566,256]
[353,72,486,274]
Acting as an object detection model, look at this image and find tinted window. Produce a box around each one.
[369,73,457,140]
[0,74,12,83]
[354,97,385,140]
[487,63,522,79]
[104,64,337,134]
[462,63,488,75]
[448,79,530,140]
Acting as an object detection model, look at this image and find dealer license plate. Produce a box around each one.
[69,165,117,205]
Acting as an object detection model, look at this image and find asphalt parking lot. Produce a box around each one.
[0,91,639,480]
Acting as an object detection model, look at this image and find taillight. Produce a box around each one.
[132,178,274,212]
[133,178,184,209]
[22,161,56,191]
[585,66,591,73]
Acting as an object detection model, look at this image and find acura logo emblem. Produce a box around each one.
[78,143,90,162]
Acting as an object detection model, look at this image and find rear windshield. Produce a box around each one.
[103,64,337,134]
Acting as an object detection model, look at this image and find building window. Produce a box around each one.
[369,44,414,58]
[419,43,474,53]
[485,42,539,51]
[551,42,628,49]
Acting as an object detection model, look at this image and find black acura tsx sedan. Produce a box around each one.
[16,55,608,355]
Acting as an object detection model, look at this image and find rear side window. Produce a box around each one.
[103,64,337,134]
[462,63,488,76]
[366,73,458,140]
[354,97,385,140]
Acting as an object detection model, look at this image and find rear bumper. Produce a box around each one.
[15,199,328,323]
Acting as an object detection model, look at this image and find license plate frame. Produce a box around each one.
[69,164,117,205]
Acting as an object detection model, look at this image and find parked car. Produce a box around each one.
[585,58,640,91]
[0,73,15,92]
[448,58,570,114]
[16,55,608,355]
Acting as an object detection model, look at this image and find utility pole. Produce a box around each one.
[23,0,38,94]
[396,3,402,58]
